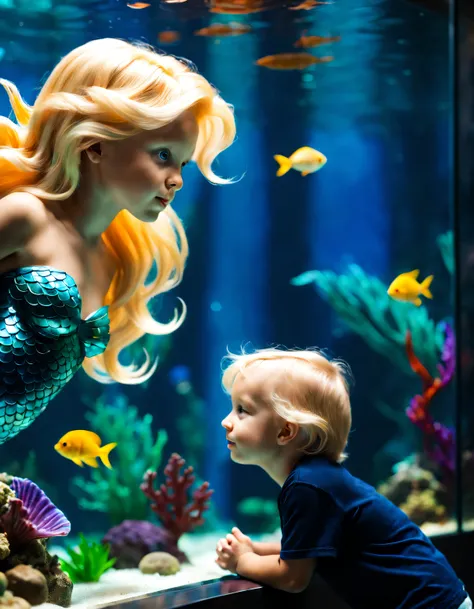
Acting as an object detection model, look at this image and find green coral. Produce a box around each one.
[291,264,445,376]
[59,534,115,583]
[71,392,168,525]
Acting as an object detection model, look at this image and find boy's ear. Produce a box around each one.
[277,422,299,446]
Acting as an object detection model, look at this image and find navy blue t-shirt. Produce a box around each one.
[278,455,467,609]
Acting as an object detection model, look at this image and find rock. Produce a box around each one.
[139,552,181,576]
[45,565,72,608]
[0,535,9,561]
[0,590,31,608]
[6,565,48,606]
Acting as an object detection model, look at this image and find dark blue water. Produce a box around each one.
[0,0,461,544]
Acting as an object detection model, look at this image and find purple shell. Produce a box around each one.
[0,478,71,545]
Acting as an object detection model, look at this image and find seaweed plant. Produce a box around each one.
[59,534,116,583]
[71,392,168,525]
[291,231,454,377]
[436,230,454,275]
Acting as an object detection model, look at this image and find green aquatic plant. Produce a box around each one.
[59,534,116,583]
[291,264,445,376]
[436,230,454,275]
[71,392,168,525]
[0,449,58,504]
[237,497,280,534]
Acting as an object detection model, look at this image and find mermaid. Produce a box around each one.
[0,37,236,443]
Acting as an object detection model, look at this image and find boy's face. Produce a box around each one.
[221,363,285,469]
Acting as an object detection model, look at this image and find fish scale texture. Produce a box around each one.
[0,266,110,444]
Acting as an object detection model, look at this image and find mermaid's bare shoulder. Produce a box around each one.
[0,192,48,272]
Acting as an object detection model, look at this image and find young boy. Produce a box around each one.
[215,348,471,609]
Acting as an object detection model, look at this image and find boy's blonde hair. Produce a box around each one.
[221,347,352,463]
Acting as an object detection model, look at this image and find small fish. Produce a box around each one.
[55,430,117,469]
[274,146,327,177]
[158,30,181,44]
[387,270,434,307]
[209,0,266,14]
[294,32,341,48]
[255,52,333,70]
[289,0,334,9]
[194,22,251,37]
[127,2,150,8]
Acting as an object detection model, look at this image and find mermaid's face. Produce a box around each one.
[87,110,198,222]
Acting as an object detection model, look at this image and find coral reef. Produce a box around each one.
[102,520,186,568]
[0,477,73,607]
[71,392,168,524]
[140,453,214,558]
[59,534,115,583]
[405,322,455,477]
[377,459,448,526]
[291,264,445,375]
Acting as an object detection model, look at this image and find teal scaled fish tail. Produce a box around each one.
[0,266,110,444]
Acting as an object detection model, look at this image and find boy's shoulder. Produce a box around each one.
[280,455,379,511]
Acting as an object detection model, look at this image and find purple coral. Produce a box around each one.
[0,478,70,546]
[405,322,456,476]
[102,520,187,569]
[437,321,455,386]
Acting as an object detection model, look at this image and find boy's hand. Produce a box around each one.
[215,527,254,574]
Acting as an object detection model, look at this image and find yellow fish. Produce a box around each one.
[274,146,327,177]
[54,430,117,469]
[387,270,434,307]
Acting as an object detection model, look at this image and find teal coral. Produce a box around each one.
[291,264,445,376]
[71,393,168,525]
[59,534,115,583]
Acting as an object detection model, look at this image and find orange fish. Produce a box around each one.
[294,33,341,48]
[208,0,266,14]
[127,2,150,7]
[289,0,333,9]
[255,53,334,70]
[195,22,251,37]
[158,30,181,44]
[54,430,117,469]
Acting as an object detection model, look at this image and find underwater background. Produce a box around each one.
[0,0,472,598]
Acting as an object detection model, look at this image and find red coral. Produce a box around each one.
[140,453,214,542]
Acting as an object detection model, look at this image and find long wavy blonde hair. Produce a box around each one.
[0,38,236,384]
[222,347,352,463]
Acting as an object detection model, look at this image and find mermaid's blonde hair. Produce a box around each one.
[0,38,236,384]
[221,347,352,463]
